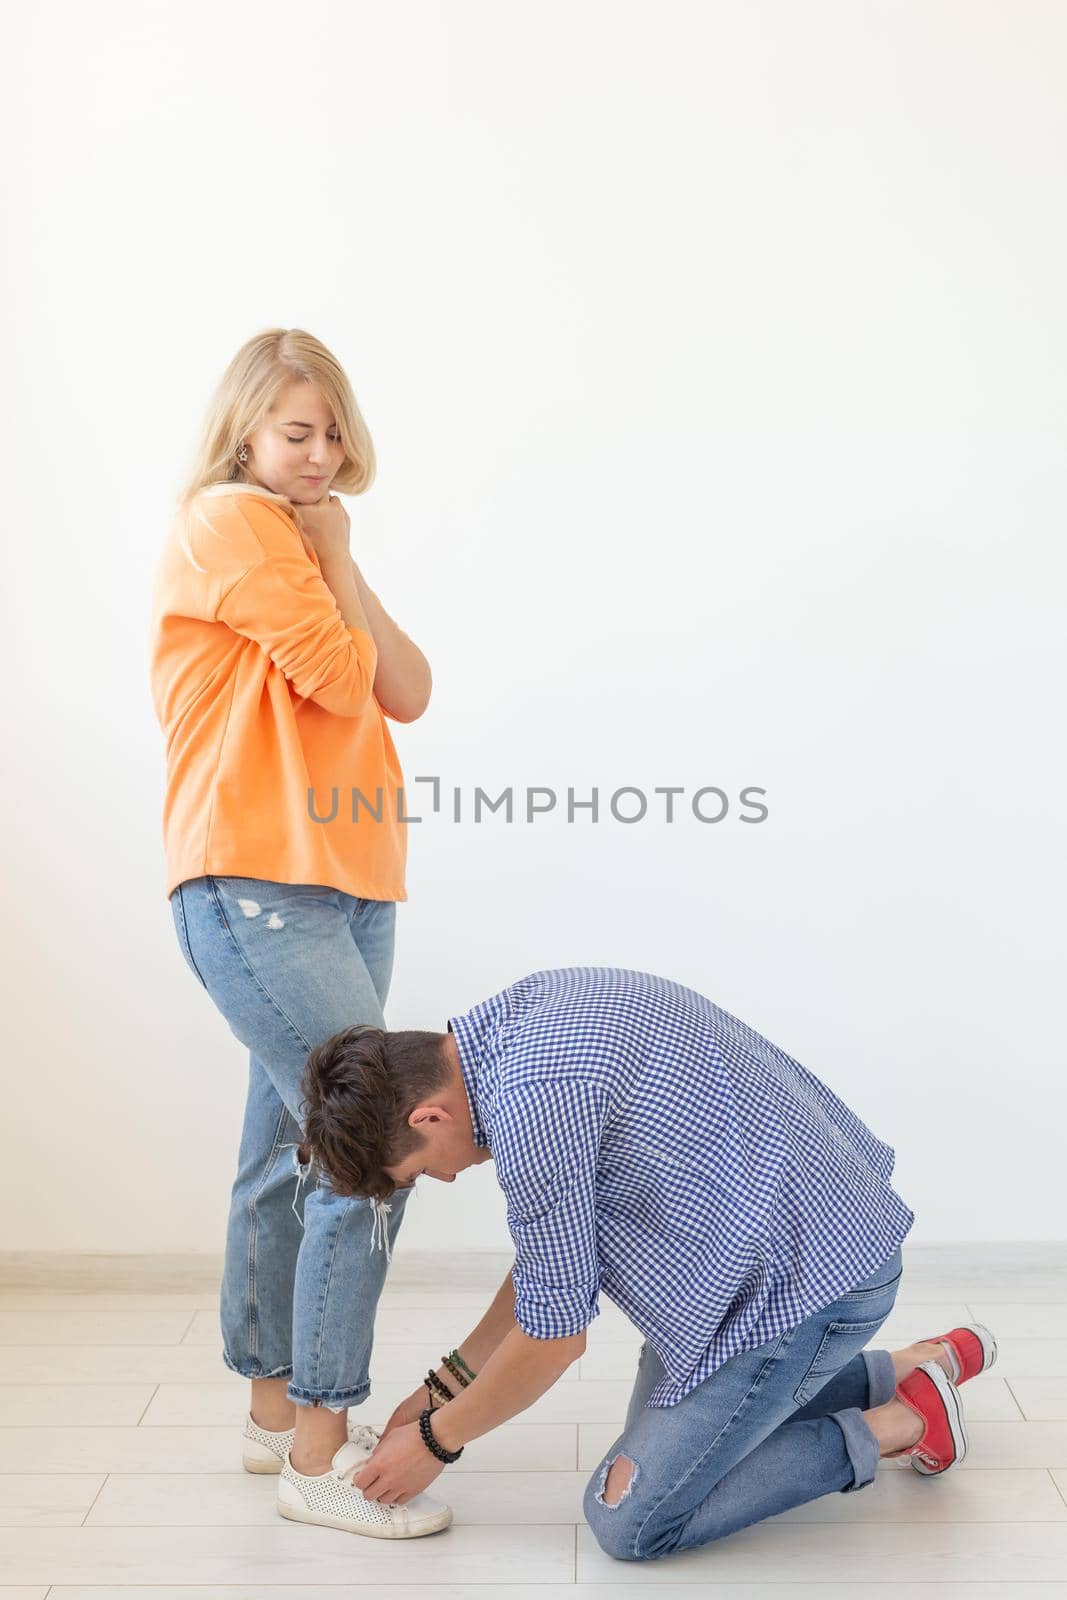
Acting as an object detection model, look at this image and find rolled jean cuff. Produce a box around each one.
[830,1406,881,1492]
[287,1380,371,1410]
[222,1351,293,1382]
[863,1346,897,1407]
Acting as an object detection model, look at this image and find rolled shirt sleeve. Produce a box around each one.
[495,1078,604,1340]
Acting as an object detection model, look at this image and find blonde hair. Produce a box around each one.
[172,327,376,569]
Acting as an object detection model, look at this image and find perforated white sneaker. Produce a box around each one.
[278,1438,452,1538]
[242,1413,382,1475]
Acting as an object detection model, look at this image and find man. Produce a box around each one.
[288,966,993,1559]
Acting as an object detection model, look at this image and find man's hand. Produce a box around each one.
[379,1384,429,1442]
[352,1420,446,1504]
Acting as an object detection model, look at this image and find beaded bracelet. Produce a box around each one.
[425,1368,455,1408]
[422,1350,479,1414]
[419,1350,476,1411]
[418,1405,464,1463]
[447,1347,477,1383]
[441,1353,471,1391]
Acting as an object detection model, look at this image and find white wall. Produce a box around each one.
[3,0,1063,1254]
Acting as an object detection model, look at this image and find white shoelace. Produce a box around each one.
[334,1428,386,1490]
[348,1423,382,1454]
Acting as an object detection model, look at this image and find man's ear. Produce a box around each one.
[408,1104,452,1129]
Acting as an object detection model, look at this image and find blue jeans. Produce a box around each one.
[169,874,409,1409]
[584,1245,903,1562]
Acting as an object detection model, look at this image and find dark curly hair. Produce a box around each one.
[296,1025,450,1200]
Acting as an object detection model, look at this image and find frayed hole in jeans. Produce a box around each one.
[595,1453,638,1507]
[287,1143,313,1228]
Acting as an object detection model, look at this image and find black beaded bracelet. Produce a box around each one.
[424,1381,441,1411]
[418,1405,464,1463]
[425,1367,455,1407]
[441,1353,471,1390]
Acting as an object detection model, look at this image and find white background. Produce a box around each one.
[3,0,1063,1254]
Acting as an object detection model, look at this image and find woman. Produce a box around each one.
[148,327,449,1540]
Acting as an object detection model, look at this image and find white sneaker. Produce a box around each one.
[278,1438,452,1538]
[242,1413,382,1474]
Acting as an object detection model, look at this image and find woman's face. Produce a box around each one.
[242,380,346,505]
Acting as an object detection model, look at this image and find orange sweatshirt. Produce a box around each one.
[148,484,408,903]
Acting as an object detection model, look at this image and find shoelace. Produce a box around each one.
[331,1424,384,1487]
[335,1457,389,1498]
[254,1419,381,1455]
[349,1423,381,1453]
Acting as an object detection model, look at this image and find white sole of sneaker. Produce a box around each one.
[910,1360,968,1475]
[968,1322,998,1372]
[277,1491,451,1539]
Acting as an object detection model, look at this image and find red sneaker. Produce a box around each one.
[890,1359,967,1475]
[915,1322,997,1384]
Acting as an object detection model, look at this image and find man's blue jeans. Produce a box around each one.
[584,1245,903,1561]
[169,874,408,1409]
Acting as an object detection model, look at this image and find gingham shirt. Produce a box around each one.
[447,966,914,1408]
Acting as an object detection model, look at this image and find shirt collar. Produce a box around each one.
[447,993,511,1151]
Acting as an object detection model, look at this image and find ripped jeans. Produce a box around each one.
[583,1246,903,1562]
[169,874,409,1409]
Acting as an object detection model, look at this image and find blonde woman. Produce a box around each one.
[148,328,450,1539]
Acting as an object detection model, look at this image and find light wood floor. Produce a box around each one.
[0,1244,1064,1597]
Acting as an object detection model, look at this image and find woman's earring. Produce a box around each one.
[236,442,248,464]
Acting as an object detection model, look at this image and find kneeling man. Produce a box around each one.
[294,966,980,1560]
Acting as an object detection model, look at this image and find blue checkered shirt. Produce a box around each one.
[447,966,914,1408]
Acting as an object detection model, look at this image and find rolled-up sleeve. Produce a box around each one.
[215,552,379,719]
[496,1080,603,1340]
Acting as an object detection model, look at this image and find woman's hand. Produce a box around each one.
[379,1384,431,1442]
[293,493,351,561]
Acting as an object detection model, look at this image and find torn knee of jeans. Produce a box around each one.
[289,1145,314,1227]
[595,1453,638,1507]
